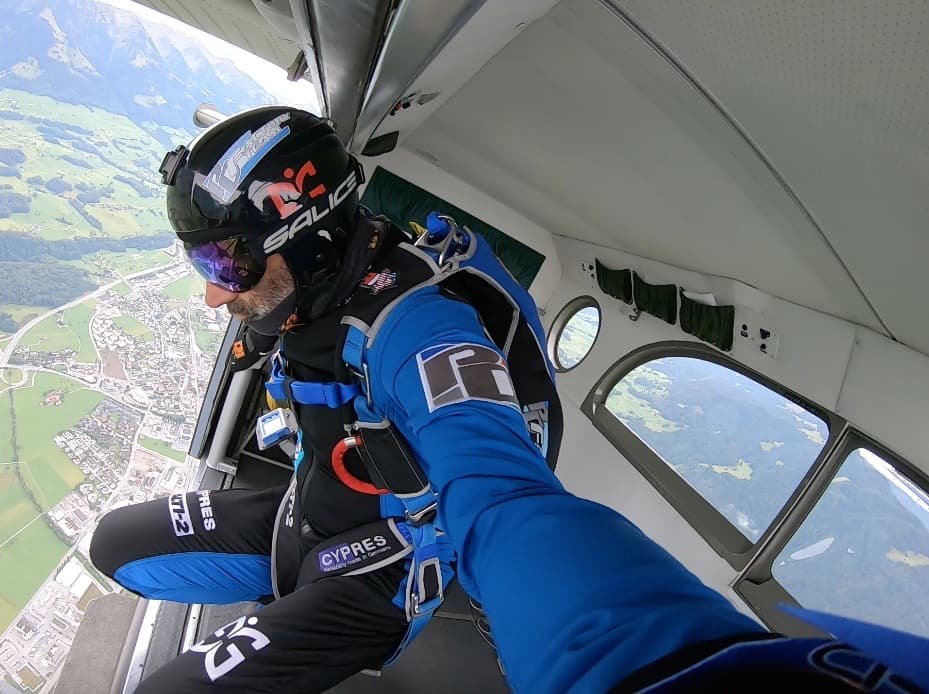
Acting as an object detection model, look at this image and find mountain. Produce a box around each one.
[1,0,280,132]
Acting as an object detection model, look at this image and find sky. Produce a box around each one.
[95,0,320,113]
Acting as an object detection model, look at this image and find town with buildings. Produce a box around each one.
[0,252,228,692]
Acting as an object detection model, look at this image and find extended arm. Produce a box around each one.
[370,288,763,692]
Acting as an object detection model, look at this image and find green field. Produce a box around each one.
[19,299,98,363]
[109,248,174,275]
[0,304,47,326]
[0,89,174,241]
[0,469,37,544]
[79,248,173,277]
[0,371,92,633]
[0,372,99,508]
[0,384,20,464]
[138,435,186,463]
[113,315,155,342]
[163,272,204,301]
[109,282,132,297]
[0,518,69,633]
[64,248,173,285]
[605,365,682,434]
[194,326,223,355]
[1,368,24,385]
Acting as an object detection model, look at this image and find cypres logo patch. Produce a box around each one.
[417,343,519,413]
[317,535,391,573]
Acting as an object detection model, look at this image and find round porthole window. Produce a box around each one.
[549,297,601,371]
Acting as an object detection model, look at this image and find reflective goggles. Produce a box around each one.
[183,236,266,293]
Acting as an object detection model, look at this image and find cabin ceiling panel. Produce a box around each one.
[614,0,929,361]
[407,0,900,341]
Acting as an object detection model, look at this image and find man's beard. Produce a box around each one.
[226,263,296,330]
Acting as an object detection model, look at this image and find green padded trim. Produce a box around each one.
[633,272,677,324]
[360,166,544,289]
[679,290,735,351]
[595,259,633,303]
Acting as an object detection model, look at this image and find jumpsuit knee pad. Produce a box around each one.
[89,505,134,579]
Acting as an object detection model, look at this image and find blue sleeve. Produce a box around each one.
[368,287,764,693]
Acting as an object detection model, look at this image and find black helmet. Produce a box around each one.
[159,106,364,297]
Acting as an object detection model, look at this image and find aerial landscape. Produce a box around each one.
[0,1,299,690]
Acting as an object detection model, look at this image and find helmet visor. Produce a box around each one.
[183,237,266,293]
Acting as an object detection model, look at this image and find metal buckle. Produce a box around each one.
[411,591,443,616]
[435,215,459,266]
[411,557,444,616]
[348,363,373,408]
[405,500,437,526]
[413,214,461,267]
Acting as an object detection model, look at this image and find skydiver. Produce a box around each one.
[89,107,928,693]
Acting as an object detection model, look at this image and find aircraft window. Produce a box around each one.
[772,447,929,637]
[585,349,832,562]
[549,297,601,371]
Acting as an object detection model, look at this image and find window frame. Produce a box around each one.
[734,430,929,634]
[547,296,602,372]
[580,340,844,569]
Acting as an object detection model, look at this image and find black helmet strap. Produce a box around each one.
[297,211,374,320]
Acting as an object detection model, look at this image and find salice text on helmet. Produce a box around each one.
[262,168,359,254]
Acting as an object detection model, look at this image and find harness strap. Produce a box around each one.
[264,285,449,667]
[302,518,415,582]
[341,323,444,663]
[300,516,445,668]
[387,522,443,666]
[266,352,360,406]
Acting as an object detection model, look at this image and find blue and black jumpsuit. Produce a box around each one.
[89,308,422,691]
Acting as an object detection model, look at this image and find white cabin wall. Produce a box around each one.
[838,330,929,469]
[545,234,929,598]
[545,269,745,602]
[358,148,563,307]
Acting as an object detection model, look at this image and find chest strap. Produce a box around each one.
[265,353,361,407]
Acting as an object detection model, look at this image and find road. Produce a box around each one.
[0,259,183,367]
[7,364,149,415]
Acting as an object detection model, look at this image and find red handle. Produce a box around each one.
[331,436,388,495]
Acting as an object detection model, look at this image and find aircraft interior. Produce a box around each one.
[51,1,929,691]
